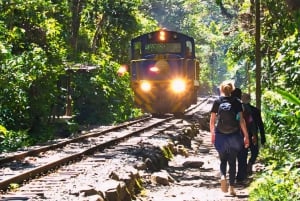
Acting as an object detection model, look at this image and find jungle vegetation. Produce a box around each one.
[0,0,299,200]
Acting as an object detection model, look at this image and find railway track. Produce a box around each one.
[0,98,209,196]
[0,116,170,191]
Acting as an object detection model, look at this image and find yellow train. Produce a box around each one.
[129,29,200,116]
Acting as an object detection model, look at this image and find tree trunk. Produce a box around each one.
[92,14,106,53]
[70,0,85,56]
[255,0,261,110]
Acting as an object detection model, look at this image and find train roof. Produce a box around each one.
[131,30,194,43]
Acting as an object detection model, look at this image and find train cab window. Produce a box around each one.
[133,42,141,59]
[185,41,193,58]
[145,43,181,54]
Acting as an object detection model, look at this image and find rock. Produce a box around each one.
[176,145,189,157]
[79,194,104,201]
[198,147,210,153]
[79,187,99,197]
[93,179,131,201]
[95,180,120,201]
[109,170,119,180]
[109,166,141,197]
[182,160,204,168]
[134,161,147,170]
[194,136,204,144]
[150,171,174,186]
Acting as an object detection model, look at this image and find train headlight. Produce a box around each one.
[140,81,151,92]
[159,30,166,41]
[149,66,159,72]
[171,79,186,93]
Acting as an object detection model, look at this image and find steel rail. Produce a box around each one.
[0,116,171,191]
[0,116,151,164]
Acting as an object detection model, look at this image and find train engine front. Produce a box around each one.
[130,29,200,116]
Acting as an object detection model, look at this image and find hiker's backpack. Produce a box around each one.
[216,97,240,134]
[243,104,258,135]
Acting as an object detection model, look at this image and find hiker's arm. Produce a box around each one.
[239,112,249,148]
[255,108,266,144]
[210,112,216,144]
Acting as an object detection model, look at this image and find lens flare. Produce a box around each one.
[171,79,186,93]
[141,81,151,92]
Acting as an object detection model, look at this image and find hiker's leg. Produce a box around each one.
[228,150,238,186]
[249,143,259,164]
[248,143,259,175]
[219,152,228,177]
[236,147,248,181]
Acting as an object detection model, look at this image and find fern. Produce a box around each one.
[274,88,300,106]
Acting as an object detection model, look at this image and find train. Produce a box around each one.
[129,29,200,116]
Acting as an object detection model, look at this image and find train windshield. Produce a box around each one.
[145,43,181,54]
[138,59,183,80]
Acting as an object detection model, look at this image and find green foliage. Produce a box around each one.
[70,57,138,125]
[249,163,300,201]
[0,129,31,152]
[0,0,149,152]
[244,1,300,196]
[161,145,174,161]
[263,90,300,162]
[0,46,64,132]
[259,1,300,97]
[140,0,183,30]
[270,30,300,95]
[274,88,300,106]
[135,177,144,191]
[0,125,7,143]
[71,0,156,64]
[8,183,20,191]
[251,88,300,200]
[0,0,67,140]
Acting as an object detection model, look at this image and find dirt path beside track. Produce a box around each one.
[135,129,251,201]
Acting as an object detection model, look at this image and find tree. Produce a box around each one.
[255,0,261,109]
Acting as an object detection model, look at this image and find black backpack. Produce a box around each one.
[216,97,240,134]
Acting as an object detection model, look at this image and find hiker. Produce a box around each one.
[210,81,249,196]
[232,88,249,182]
[241,93,266,175]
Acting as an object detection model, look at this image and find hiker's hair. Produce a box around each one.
[219,80,235,97]
[231,88,242,99]
[242,93,251,104]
